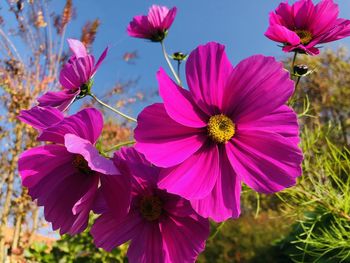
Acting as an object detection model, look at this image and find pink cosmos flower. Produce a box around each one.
[91,147,209,263]
[38,39,108,111]
[127,5,177,42]
[265,0,350,55]
[134,42,303,222]
[18,107,130,235]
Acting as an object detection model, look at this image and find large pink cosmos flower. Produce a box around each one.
[91,147,209,263]
[38,39,108,111]
[18,107,130,235]
[127,5,177,42]
[134,42,303,222]
[265,0,350,55]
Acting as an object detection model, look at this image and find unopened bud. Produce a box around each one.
[171,52,187,62]
[293,64,308,76]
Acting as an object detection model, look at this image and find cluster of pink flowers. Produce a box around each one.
[17,1,350,262]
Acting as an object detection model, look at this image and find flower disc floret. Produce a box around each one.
[207,114,235,144]
[139,195,163,221]
[295,29,312,45]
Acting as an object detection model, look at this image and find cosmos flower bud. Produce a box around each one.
[293,64,309,76]
[171,52,187,62]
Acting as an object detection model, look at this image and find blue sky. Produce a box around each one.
[43,0,350,116]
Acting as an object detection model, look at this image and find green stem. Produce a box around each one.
[105,140,135,152]
[89,93,137,122]
[160,41,182,86]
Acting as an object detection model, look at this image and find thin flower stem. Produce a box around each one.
[105,140,135,152]
[160,41,182,86]
[89,93,137,122]
[291,51,298,72]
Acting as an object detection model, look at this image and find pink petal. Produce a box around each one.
[161,7,177,30]
[18,145,73,188]
[160,214,209,263]
[162,194,194,218]
[18,106,64,131]
[309,0,339,36]
[91,211,143,252]
[227,130,303,194]
[148,5,170,28]
[224,55,294,123]
[67,39,88,58]
[127,223,165,263]
[37,89,79,112]
[272,2,294,28]
[59,55,95,89]
[293,0,315,29]
[186,42,234,115]
[99,173,131,221]
[38,108,103,144]
[158,144,219,200]
[264,25,300,45]
[64,134,119,175]
[238,105,300,144]
[135,103,206,167]
[191,148,241,222]
[158,67,207,128]
[70,176,99,235]
[93,47,109,75]
[127,15,153,39]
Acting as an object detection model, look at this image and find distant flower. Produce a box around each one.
[91,147,209,263]
[38,39,108,111]
[135,42,303,222]
[265,0,350,55]
[18,107,130,235]
[127,5,177,42]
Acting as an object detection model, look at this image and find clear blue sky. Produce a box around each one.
[6,0,350,115]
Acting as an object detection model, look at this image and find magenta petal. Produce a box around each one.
[18,106,64,131]
[115,147,158,192]
[18,145,73,188]
[191,148,241,222]
[70,176,99,235]
[160,214,209,263]
[64,134,119,175]
[225,55,294,122]
[93,47,109,75]
[99,173,131,220]
[135,103,206,167]
[127,15,152,39]
[127,223,164,263]
[148,5,170,28]
[67,39,88,58]
[59,55,95,89]
[264,25,300,45]
[38,89,78,112]
[39,108,103,144]
[158,68,207,128]
[91,211,143,252]
[238,105,300,144]
[227,130,303,194]
[273,2,294,28]
[293,0,315,29]
[162,194,194,218]
[186,42,234,115]
[161,7,177,30]
[158,144,219,200]
[309,0,339,36]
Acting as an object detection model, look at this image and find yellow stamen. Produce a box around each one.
[295,30,313,45]
[139,195,163,221]
[207,114,235,144]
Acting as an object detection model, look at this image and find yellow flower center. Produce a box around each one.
[295,30,313,45]
[72,154,93,175]
[207,114,235,144]
[139,195,163,221]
